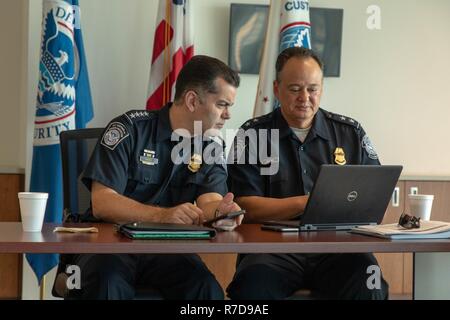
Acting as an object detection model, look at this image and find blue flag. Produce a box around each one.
[27,0,93,284]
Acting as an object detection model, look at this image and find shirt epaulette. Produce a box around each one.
[324,110,360,129]
[242,112,274,129]
[123,110,156,125]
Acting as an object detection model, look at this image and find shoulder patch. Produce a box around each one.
[325,111,360,129]
[124,110,155,124]
[100,122,129,150]
[362,135,379,160]
[242,113,273,129]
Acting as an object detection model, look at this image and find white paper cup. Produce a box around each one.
[408,194,434,221]
[18,192,48,232]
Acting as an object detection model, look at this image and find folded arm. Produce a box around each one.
[235,195,309,223]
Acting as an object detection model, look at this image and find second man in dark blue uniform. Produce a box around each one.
[227,47,388,300]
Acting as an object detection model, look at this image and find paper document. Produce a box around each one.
[351,220,450,239]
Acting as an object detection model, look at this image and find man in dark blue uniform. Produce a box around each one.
[70,55,242,299]
[227,47,388,300]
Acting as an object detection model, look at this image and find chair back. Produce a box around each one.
[59,128,103,221]
[52,128,103,298]
[55,128,164,299]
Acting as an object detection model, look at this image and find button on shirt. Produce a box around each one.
[228,107,380,199]
[82,104,228,212]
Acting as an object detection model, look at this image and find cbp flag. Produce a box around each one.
[253,0,311,117]
[27,0,93,285]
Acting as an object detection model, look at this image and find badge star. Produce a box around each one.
[340,116,346,121]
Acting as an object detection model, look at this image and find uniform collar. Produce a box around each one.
[274,108,294,139]
[309,108,332,141]
[275,107,331,141]
[156,103,173,142]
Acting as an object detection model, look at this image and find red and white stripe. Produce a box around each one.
[146,0,194,110]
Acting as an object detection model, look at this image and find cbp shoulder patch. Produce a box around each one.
[124,110,154,124]
[362,135,378,160]
[326,111,360,129]
[101,122,129,150]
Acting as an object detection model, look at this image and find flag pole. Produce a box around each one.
[39,274,46,300]
[164,0,171,105]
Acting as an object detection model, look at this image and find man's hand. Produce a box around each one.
[158,203,204,225]
[213,192,244,231]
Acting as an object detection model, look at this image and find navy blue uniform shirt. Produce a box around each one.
[82,104,227,211]
[228,107,380,201]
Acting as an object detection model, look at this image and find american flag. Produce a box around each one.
[146,0,194,110]
[253,0,311,117]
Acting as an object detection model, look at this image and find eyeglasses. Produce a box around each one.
[398,212,421,229]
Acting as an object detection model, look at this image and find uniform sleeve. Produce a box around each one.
[227,133,265,197]
[82,116,134,194]
[358,126,381,165]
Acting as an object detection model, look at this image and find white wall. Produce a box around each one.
[14,0,450,176]
[0,0,27,169]
[7,0,450,299]
[79,0,450,176]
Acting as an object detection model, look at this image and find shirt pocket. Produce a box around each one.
[171,170,206,187]
[268,172,289,198]
[169,169,207,204]
[127,166,163,203]
[132,166,162,184]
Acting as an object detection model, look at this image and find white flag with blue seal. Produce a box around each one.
[27,0,93,284]
[253,0,311,117]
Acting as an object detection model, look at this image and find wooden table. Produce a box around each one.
[1,222,450,254]
[1,222,450,299]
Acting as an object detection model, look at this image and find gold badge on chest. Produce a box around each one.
[188,153,202,173]
[334,147,346,165]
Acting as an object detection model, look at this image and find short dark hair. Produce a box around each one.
[275,47,324,82]
[174,55,240,102]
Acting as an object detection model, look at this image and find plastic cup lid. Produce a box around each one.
[408,194,434,200]
[18,192,49,199]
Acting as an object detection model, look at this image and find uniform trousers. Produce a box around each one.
[227,253,388,300]
[67,253,224,300]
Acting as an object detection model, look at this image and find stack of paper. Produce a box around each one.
[351,221,450,239]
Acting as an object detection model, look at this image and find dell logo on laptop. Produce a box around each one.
[347,191,358,202]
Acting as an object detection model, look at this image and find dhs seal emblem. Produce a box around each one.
[34,1,78,146]
[280,23,311,51]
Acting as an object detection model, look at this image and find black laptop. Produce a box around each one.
[263,165,403,231]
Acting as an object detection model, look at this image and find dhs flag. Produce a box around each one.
[146,0,194,110]
[253,0,311,117]
[27,0,93,284]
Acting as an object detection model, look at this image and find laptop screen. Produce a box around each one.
[299,165,402,230]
